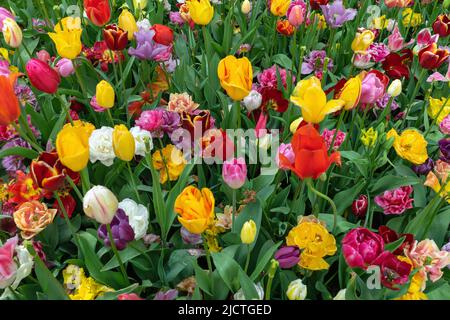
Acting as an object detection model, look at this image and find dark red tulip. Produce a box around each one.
[352,195,368,218]
[103,24,128,51]
[433,14,450,38]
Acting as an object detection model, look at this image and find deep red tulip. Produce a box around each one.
[279,124,341,179]
[378,226,414,255]
[381,49,412,79]
[84,0,111,27]
[53,194,77,218]
[433,14,450,38]
[310,0,329,10]
[352,195,368,218]
[372,251,412,290]
[103,24,128,51]
[151,24,174,46]
[419,43,450,70]
[26,58,60,94]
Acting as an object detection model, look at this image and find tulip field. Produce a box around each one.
[0,0,449,301]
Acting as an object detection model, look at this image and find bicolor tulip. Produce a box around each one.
[2,18,22,48]
[103,24,128,51]
[83,186,118,224]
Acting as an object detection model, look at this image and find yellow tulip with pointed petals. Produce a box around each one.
[337,77,362,110]
[290,76,345,124]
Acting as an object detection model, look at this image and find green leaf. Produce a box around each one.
[385,236,406,253]
[211,251,241,292]
[370,175,420,194]
[0,147,38,160]
[193,262,212,296]
[250,241,282,281]
[238,270,259,300]
[333,180,366,215]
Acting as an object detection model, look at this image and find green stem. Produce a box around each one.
[232,189,237,233]
[106,109,115,126]
[74,62,88,97]
[65,175,84,203]
[203,238,213,274]
[80,167,91,195]
[244,245,251,274]
[306,179,338,232]
[127,162,142,202]
[54,192,78,244]
[106,224,130,286]
[11,123,43,152]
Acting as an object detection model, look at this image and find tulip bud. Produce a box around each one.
[240,219,257,244]
[151,24,174,46]
[37,50,51,63]
[26,58,61,94]
[55,58,75,78]
[188,0,214,26]
[133,0,148,10]
[387,79,402,97]
[289,117,304,134]
[96,80,115,109]
[351,195,368,218]
[2,18,22,48]
[241,0,252,15]
[84,0,111,27]
[83,186,118,224]
[274,246,300,268]
[119,9,138,40]
[113,124,135,161]
[286,279,307,300]
[222,157,247,189]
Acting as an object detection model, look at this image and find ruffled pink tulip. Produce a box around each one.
[342,227,385,269]
[0,236,18,288]
[55,58,75,78]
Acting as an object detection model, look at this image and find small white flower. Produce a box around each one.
[119,198,149,240]
[89,126,115,166]
[242,90,262,112]
[234,283,264,300]
[130,126,153,157]
[286,278,307,300]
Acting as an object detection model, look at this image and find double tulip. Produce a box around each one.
[0,72,20,126]
[279,124,341,180]
[174,186,215,234]
[187,0,214,26]
[84,0,111,27]
[217,55,253,101]
[56,120,95,172]
[418,43,450,70]
[26,58,61,94]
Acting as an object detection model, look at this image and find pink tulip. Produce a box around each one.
[26,58,61,94]
[342,227,385,269]
[360,72,386,104]
[36,50,51,63]
[255,112,268,139]
[222,157,247,189]
[0,7,14,29]
[276,143,295,170]
[0,236,18,288]
[55,58,75,77]
[388,26,413,51]
[287,0,306,27]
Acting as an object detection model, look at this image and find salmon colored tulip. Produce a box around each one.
[0,72,20,125]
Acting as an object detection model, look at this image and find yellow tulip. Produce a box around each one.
[270,0,290,16]
[387,128,428,165]
[290,117,303,134]
[48,29,82,60]
[0,48,9,61]
[96,80,115,109]
[54,17,82,32]
[133,0,148,10]
[2,18,22,48]
[187,0,214,26]
[119,9,138,40]
[388,79,402,97]
[240,220,257,244]
[113,125,135,162]
[174,186,215,234]
[290,76,345,124]
[337,77,362,110]
[217,55,253,101]
[351,30,375,54]
[56,121,95,172]
[360,127,378,148]
[428,97,450,124]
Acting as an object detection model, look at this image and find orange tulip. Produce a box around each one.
[0,73,20,125]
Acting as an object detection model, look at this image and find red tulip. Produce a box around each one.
[433,14,450,38]
[276,19,295,36]
[279,124,341,179]
[26,58,60,94]
[84,0,111,27]
[378,226,414,255]
[372,251,411,290]
[352,195,368,218]
[309,0,329,10]
[53,194,77,218]
[419,43,450,70]
[151,24,174,46]
[103,24,128,51]
[0,72,20,126]
[381,50,412,79]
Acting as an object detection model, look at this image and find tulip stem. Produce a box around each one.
[401,68,427,128]
[11,123,43,153]
[127,162,142,202]
[232,189,237,233]
[106,223,130,286]
[65,175,84,203]
[106,109,115,127]
[55,92,75,126]
[244,244,251,274]
[306,179,337,233]
[203,238,213,274]
[74,63,88,97]
[80,168,91,195]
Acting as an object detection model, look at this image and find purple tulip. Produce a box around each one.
[438,139,450,163]
[98,209,135,250]
[154,289,178,300]
[320,0,357,29]
[274,246,300,269]
[180,227,203,245]
[128,28,172,62]
[412,158,434,175]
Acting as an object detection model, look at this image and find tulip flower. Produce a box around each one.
[336,77,362,110]
[112,125,135,162]
[187,0,214,26]
[418,43,450,70]
[217,55,253,101]
[26,58,61,94]
[48,29,83,60]
[240,220,257,244]
[287,1,307,27]
[83,186,118,224]
[174,186,215,234]
[0,7,14,30]
[433,14,450,38]
[103,24,128,51]
[351,30,375,54]
[84,0,111,27]
[56,121,95,172]
[96,80,115,109]
[290,76,345,124]
[241,0,252,15]
[222,157,247,189]
[279,124,341,179]
[387,79,402,97]
[133,0,148,10]
[119,9,138,40]
[352,195,368,218]
[270,0,291,16]
[286,279,307,300]
[55,58,75,78]
[54,16,82,32]
[151,24,174,46]
[274,246,300,268]
[2,18,22,48]
[0,72,20,126]
[14,201,57,239]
